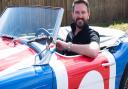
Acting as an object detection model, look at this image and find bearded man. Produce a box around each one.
[56,0,100,58]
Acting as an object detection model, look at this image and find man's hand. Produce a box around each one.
[56,40,68,51]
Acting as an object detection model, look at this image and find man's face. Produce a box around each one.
[72,3,90,29]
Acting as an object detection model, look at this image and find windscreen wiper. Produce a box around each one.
[1,34,14,40]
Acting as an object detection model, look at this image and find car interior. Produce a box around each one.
[57,26,124,55]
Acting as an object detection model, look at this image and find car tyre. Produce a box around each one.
[120,66,128,89]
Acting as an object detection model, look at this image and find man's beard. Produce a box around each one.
[74,18,87,29]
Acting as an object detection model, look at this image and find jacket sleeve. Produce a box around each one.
[89,30,100,44]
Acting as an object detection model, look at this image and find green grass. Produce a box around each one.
[109,22,128,32]
[94,20,128,32]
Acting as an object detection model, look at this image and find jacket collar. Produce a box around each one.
[70,23,89,34]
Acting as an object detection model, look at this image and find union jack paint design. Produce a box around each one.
[49,50,116,89]
[0,38,54,89]
[0,38,36,76]
[1,38,128,89]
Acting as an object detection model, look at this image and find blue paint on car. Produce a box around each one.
[111,42,128,89]
[0,64,55,89]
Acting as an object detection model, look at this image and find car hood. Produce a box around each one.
[0,38,37,76]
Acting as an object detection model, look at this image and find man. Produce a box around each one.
[56,0,100,58]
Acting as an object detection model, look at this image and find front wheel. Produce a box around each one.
[124,78,128,89]
[120,68,128,89]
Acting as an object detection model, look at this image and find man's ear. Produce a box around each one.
[87,11,90,20]
[71,12,74,18]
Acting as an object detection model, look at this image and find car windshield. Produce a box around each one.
[0,6,63,39]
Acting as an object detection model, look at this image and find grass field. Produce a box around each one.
[108,21,128,32]
[109,23,128,32]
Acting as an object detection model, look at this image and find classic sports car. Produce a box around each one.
[0,6,128,89]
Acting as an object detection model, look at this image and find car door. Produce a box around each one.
[53,51,116,89]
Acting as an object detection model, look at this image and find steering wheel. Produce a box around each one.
[35,28,50,37]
